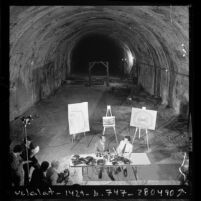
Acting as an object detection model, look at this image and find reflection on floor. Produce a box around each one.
[10,81,189,185]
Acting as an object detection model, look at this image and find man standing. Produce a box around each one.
[10,145,30,186]
[20,136,40,185]
[95,135,114,180]
[116,136,133,177]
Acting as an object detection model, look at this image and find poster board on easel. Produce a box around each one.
[130,107,157,130]
[102,105,118,143]
[130,107,157,151]
[68,102,90,135]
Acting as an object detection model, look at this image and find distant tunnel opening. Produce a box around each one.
[70,33,125,77]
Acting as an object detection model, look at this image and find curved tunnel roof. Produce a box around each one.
[10,6,189,79]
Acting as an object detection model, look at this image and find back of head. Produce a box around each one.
[124,136,131,142]
[51,160,60,169]
[100,135,106,142]
[13,145,22,153]
[40,161,49,172]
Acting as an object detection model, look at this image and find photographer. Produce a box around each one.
[20,136,40,185]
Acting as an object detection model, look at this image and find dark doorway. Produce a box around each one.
[70,33,125,77]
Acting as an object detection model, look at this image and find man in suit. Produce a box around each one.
[20,136,40,185]
[95,135,109,153]
[95,135,114,180]
[115,136,133,177]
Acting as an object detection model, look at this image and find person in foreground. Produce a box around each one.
[115,136,133,177]
[20,136,40,185]
[95,135,115,180]
[10,145,30,186]
[29,161,49,186]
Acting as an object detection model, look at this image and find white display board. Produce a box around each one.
[68,102,90,135]
[130,107,157,130]
[103,116,115,126]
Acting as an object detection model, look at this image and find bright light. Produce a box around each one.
[127,51,134,67]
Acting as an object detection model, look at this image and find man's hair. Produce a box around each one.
[100,135,106,140]
[40,161,49,172]
[51,160,59,168]
[13,145,22,153]
[124,136,131,141]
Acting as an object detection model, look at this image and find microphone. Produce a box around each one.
[21,115,33,125]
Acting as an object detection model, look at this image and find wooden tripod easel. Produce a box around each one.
[72,132,86,143]
[132,127,149,151]
[102,105,118,143]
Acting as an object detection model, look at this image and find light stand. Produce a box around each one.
[21,115,33,184]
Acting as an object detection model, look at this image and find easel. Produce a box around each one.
[102,105,118,143]
[68,102,89,144]
[132,107,150,151]
[72,132,86,143]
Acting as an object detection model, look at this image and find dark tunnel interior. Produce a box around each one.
[70,33,125,77]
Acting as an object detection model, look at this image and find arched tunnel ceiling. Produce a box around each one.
[9,6,189,121]
[10,6,189,79]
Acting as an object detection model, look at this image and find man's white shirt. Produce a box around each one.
[117,140,133,158]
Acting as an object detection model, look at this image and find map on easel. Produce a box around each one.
[103,116,115,126]
[102,105,118,143]
[68,102,90,135]
[130,107,157,130]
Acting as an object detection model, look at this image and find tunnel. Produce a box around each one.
[9,6,189,121]
[9,6,190,187]
[71,33,125,77]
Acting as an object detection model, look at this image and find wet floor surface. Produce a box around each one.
[10,82,189,185]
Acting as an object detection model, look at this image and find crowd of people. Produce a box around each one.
[10,136,71,187]
[10,134,189,186]
[10,134,133,186]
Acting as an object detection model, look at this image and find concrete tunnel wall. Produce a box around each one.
[9,6,189,121]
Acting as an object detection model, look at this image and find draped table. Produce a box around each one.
[70,153,151,181]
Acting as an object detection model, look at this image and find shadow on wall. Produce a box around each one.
[32,62,62,101]
[10,62,64,121]
[10,78,34,121]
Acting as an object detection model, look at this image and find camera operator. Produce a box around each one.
[20,136,40,185]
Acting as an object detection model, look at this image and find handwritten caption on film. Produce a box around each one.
[10,186,190,199]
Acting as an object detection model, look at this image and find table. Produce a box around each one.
[70,153,151,180]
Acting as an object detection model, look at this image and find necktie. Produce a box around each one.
[122,143,127,154]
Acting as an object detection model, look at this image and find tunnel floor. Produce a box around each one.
[10,81,189,185]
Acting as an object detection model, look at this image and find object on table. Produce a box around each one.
[72,155,80,159]
[85,156,95,165]
[97,159,105,166]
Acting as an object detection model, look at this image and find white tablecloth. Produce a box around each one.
[70,153,151,167]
